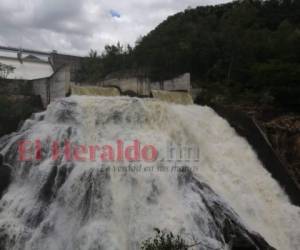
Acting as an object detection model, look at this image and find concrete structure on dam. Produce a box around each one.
[0,46,82,81]
[80,72,191,97]
[0,46,53,80]
[0,46,82,107]
[0,46,192,106]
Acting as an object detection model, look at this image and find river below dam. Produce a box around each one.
[0,96,299,250]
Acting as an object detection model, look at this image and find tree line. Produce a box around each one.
[77,0,300,109]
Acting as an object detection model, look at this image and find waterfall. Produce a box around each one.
[0,96,299,250]
[71,86,120,96]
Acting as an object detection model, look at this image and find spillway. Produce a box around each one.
[151,90,193,105]
[71,86,120,96]
[0,96,299,250]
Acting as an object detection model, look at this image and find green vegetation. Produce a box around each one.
[140,229,189,250]
[0,96,42,136]
[77,0,300,110]
[0,63,15,79]
[76,43,134,83]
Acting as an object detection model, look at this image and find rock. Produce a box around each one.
[178,169,276,250]
[0,155,11,199]
[290,135,300,160]
[261,115,300,190]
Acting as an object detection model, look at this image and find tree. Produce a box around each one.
[77,0,300,109]
[0,63,15,79]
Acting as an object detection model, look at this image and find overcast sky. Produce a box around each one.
[0,0,232,56]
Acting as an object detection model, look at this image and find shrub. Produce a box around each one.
[140,229,188,250]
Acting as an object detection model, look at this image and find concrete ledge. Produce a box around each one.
[71,85,120,96]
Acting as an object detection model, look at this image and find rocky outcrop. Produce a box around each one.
[230,105,300,190]
[261,115,300,189]
[178,169,276,250]
[209,104,300,206]
[0,155,11,199]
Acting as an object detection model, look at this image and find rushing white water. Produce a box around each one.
[0,96,299,250]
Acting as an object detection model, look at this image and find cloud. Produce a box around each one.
[0,0,232,56]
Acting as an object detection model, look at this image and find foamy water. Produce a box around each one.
[0,96,299,250]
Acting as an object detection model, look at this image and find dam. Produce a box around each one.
[0,95,299,250]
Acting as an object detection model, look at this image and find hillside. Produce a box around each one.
[135,0,300,108]
[75,0,300,189]
[78,0,300,110]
